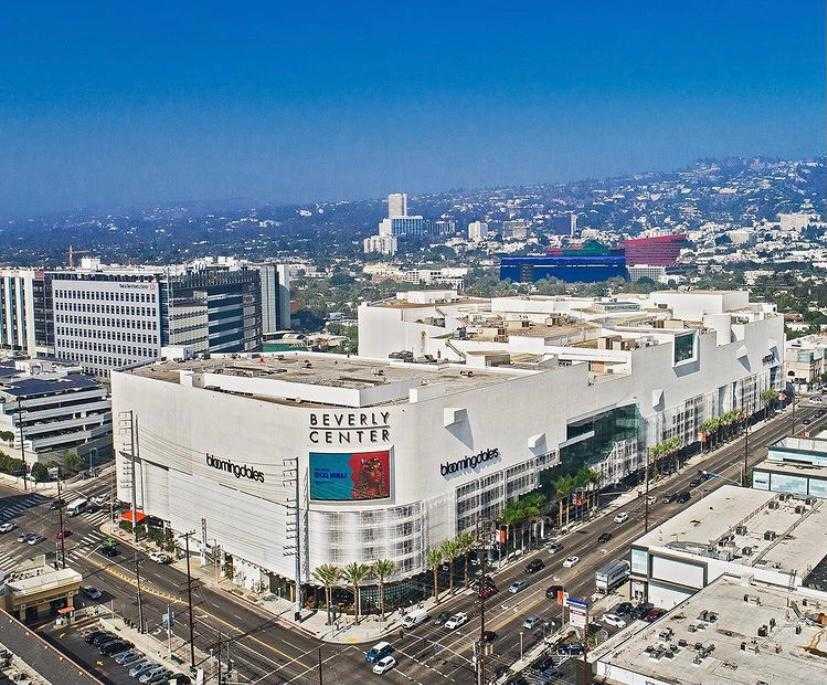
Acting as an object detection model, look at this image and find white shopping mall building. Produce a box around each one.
[113,290,784,597]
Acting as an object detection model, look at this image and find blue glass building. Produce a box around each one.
[499,248,627,283]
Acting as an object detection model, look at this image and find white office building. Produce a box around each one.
[468,221,489,242]
[363,234,398,256]
[0,269,52,357]
[255,263,291,333]
[387,192,408,218]
[112,290,783,599]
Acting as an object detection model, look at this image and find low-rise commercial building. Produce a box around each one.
[1,555,82,622]
[752,433,827,498]
[785,334,827,389]
[593,574,827,685]
[629,485,827,609]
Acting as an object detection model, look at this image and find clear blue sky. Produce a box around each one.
[1,1,824,216]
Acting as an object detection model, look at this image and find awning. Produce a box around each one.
[120,510,146,524]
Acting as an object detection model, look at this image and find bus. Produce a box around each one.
[66,497,89,517]
[595,559,630,594]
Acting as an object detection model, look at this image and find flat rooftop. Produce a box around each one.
[126,352,530,408]
[635,485,827,578]
[596,575,827,685]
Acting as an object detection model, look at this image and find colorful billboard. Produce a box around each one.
[309,450,391,501]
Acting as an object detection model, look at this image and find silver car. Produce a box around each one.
[128,660,155,678]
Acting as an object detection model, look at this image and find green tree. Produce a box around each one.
[426,547,444,603]
[30,462,49,482]
[440,539,460,594]
[371,559,396,623]
[760,388,779,419]
[553,475,576,527]
[454,531,476,588]
[62,451,87,474]
[340,562,371,623]
[311,564,341,626]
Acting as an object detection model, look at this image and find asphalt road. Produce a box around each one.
[0,403,821,685]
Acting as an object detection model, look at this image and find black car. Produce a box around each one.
[615,602,634,615]
[557,642,584,656]
[49,499,66,510]
[84,630,111,645]
[631,602,653,620]
[99,540,119,557]
[676,490,691,503]
[100,640,133,656]
[481,630,497,643]
[689,477,703,487]
[525,558,545,574]
[433,611,451,626]
[546,584,563,600]
[90,632,118,647]
[597,532,612,544]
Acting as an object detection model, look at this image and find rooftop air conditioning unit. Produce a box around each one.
[735,525,747,535]
[763,530,777,541]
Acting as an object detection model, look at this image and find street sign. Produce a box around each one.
[162,605,175,628]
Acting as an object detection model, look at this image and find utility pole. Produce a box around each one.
[17,398,27,492]
[743,421,750,487]
[181,531,196,669]
[476,516,489,685]
[317,646,323,685]
[56,476,66,569]
[135,553,144,633]
[644,447,650,533]
[791,391,797,436]
[282,458,302,621]
[216,631,223,685]
[119,410,139,543]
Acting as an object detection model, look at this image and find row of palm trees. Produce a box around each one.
[311,558,397,625]
[425,530,477,603]
[648,436,682,477]
[501,492,548,550]
[552,467,601,528]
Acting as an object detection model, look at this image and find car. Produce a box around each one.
[146,670,174,684]
[83,630,110,644]
[525,558,545,574]
[372,655,397,675]
[479,583,498,600]
[49,499,66,510]
[522,616,541,630]
[508,579,529,594]
[115,650,142,665]
[546,541,563,553]
[56,529,73,540]
[401,609,428,628]
[82,586,103,600]
[91,495,108,505]
[562,556,580,568]
[613,512,629,524]
[444,612,468,630]
[128,659,155,678]
[602,613,627,628]
[168,675,191,685]
[557,642,584,656]
[614,602,634,616]
[481,630,497,643]
[90,632,118,647]
[100,540,119,557]
[0,522,15,533]
[27,534,46,545]
[675,491,691,503]
[101,640,133,656]
[644,608,666,623]
[17,531,29,543]
[630,602,653,620]
[597,532,612,544]
[545,584,563,600]
[647,495,658,505]
[689,477,703,488]
[365,641,394,665]
[139,666,169,683]
[433,611,451,626]
[148,551,172,564]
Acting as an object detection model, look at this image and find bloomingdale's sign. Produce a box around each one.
[205,453,265,483]
[440,448,500,477]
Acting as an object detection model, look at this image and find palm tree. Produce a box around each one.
[441,539,460,594]
[520,492,547,545]
[455,531,476,587]
[341,562,371,623]
[554,475,575,528]
[311,564,341,626]
[585,468,601,514]
[426,547,444,603]
[371,559,396,623]
[502,500,525,550]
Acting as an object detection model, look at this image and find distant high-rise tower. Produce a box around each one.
[468,221,489,242]
[550,213,577,236]
[388,193,408,218]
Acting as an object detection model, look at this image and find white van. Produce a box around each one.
[66,498,89,517]
[595,559,630,593]
[402,609,428,628]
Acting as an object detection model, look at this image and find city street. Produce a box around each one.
[0,404,820,684]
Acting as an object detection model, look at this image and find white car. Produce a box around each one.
[148,551,172,564]
[82,585,103,600]
[613,512,629,524]
[562,556,580,568]
[0,522,15,533]
[602,613,627,628]
[372,655,397,675]
[91,495,108,505]
[444,612,468,630]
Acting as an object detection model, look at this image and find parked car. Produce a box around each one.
[139,666,169,683]
[631,602,653,620]
[644,608,666,623]
[149,551,172,564]
[90,632,118,647]
[444,612,468,630]
[433,611,451,626]
[84,630,111,645]
[146,669,174,684]
[522,616,541,630]
[127,659,155,678]
[508,579,529,594]
[597,532,612,544]
[0,522,15,533]
[525,558,545,574]
[614,602,634,616]
[557,642,584,656]
[101,640,133,656]
[82,586,103,600]
[562,556,580,568]
[365,642,394,665]
[115,650,142,665]
[602,613,627,628]
[372,655,397,675]
[613,512,629,524]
